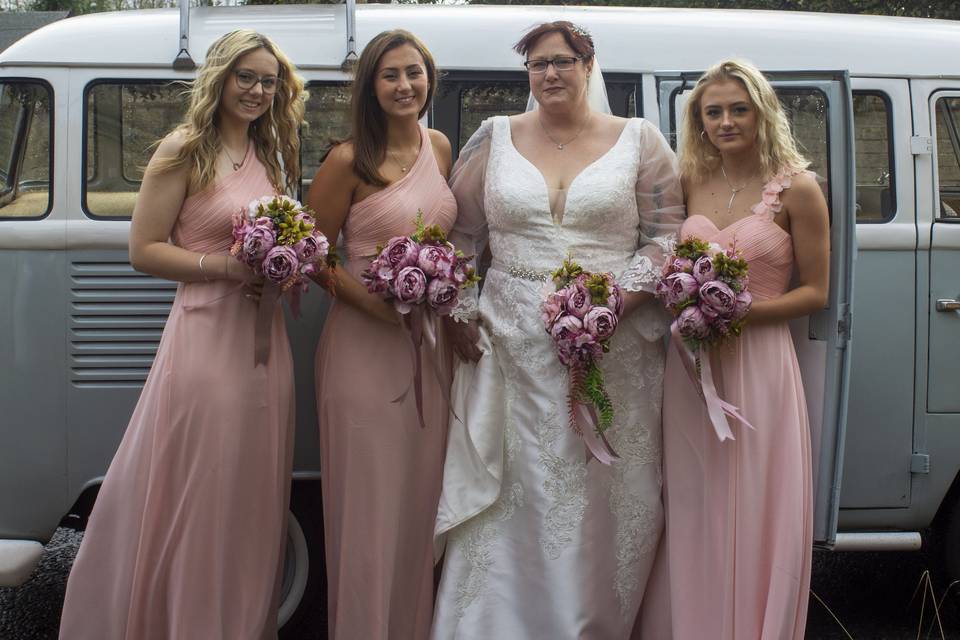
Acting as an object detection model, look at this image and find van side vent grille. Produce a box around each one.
[69,261,176,386]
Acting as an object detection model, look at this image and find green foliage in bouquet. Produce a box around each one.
[569,360,615,434]
[714,252,749,292]
[253,197,317,246]
[551,255,585,288]
[673,237,713,260]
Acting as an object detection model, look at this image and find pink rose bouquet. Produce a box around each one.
[361,210,479,316]
[541,257,623,465]
[655,236,751,350]
[230,194,334,294]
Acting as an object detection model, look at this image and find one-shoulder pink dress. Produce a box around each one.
[315,126,457,640]
[640,172,813,640]
[59,150,295,640]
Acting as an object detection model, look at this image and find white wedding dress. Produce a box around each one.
[432,116,685,639]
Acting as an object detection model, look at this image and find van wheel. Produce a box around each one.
[278,481,327,639]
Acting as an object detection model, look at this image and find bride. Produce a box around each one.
[432,21,684,638]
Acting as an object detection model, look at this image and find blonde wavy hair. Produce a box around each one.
[678,59,808,183]
[153,29,306,194]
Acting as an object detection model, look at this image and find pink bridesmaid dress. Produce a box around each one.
[641,171,813,640]
[59,147,295,640]
[315,125,457,640]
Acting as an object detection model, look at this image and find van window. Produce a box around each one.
[935,96,960,220]
[84,81,186,219]
[0,80,52,219]
[853,92,895,222]
[779,90,830,203]
[459,83,529,150]
[301,83,351,195]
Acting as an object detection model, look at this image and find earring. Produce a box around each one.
[700,130,706,140]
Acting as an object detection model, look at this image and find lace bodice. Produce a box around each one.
[448,116,684,299]
[484,117,640,275]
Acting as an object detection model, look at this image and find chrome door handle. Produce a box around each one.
[937,298,960,312]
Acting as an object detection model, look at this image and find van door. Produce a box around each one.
[909,80,960,535]
[656,71,856,546]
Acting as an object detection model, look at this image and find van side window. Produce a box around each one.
[0,80,52,219]
[84,81,186,219]
[458,83,528,150]
[301,83,351,195]
[853,92,895,222]
[935,96,960,220]
[779,90,830,205]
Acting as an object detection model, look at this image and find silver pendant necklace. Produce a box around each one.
[719,164,753,213]
[538,113,591,150]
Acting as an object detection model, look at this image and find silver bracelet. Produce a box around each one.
[198,253,210,282]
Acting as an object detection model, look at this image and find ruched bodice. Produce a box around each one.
[342,125,457,263]
[485,116,645,276]
[172,142,275,254]
[681,214,793,300]
[681,170,808,301]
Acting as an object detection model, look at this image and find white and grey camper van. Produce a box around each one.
[0,4,958,633]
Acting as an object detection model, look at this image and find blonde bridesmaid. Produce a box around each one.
[306,30,456,640]
[59,30,306,639]
[640,59,829,640]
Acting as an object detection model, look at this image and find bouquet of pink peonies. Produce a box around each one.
[230,194,334,366]
[656,236,751,350]
[230,194,333,295]
[541,257,624,465]
[361,210,479,316]
[361,211,480,428]
[656,236,753,441]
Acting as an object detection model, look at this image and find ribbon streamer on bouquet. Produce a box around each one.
[253,282,281,366]
[393,306,456,429]
[572,400,620,466]
[670,324,754,442]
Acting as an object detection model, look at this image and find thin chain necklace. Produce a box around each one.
[538,113,591,151]
[387,145,418,173]
[719,164,755,213]
[223,141,247,171]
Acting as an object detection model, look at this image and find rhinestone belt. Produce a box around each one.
[500,264,551,282]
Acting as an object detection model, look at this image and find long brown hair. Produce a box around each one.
[152,29,306,194]
[349,30,438,187]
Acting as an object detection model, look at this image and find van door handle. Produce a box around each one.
[937,298,960,311]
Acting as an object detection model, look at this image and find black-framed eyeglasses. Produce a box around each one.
[233,70,282,94]
[523,56,582,74]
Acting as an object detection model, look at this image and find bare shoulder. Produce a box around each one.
[150,129,187,163]
[428,128,452,155]
[783,171,827,211]
[325,140,355,166]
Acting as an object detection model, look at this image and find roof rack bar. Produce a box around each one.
[173,0,196,70]
[342,0,358,71]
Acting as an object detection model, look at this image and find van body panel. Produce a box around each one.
[927,222,960,413]
[0,250,68,541]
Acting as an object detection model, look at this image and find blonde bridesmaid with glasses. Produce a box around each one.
[306,30,456,640]
[640,59,829,640]
[59,30,306,639]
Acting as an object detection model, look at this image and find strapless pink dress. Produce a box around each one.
[59,151,295,639]
[640,171,813,640]
[315,126,457,640]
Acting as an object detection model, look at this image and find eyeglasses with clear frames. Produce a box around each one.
[233,70,282,94]
[523,56,582,74]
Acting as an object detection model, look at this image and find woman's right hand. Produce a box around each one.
[446,317,482,362]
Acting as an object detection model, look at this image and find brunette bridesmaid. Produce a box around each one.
[59,30,306,640]
[640,59,829,639]
[307,30,456,640]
